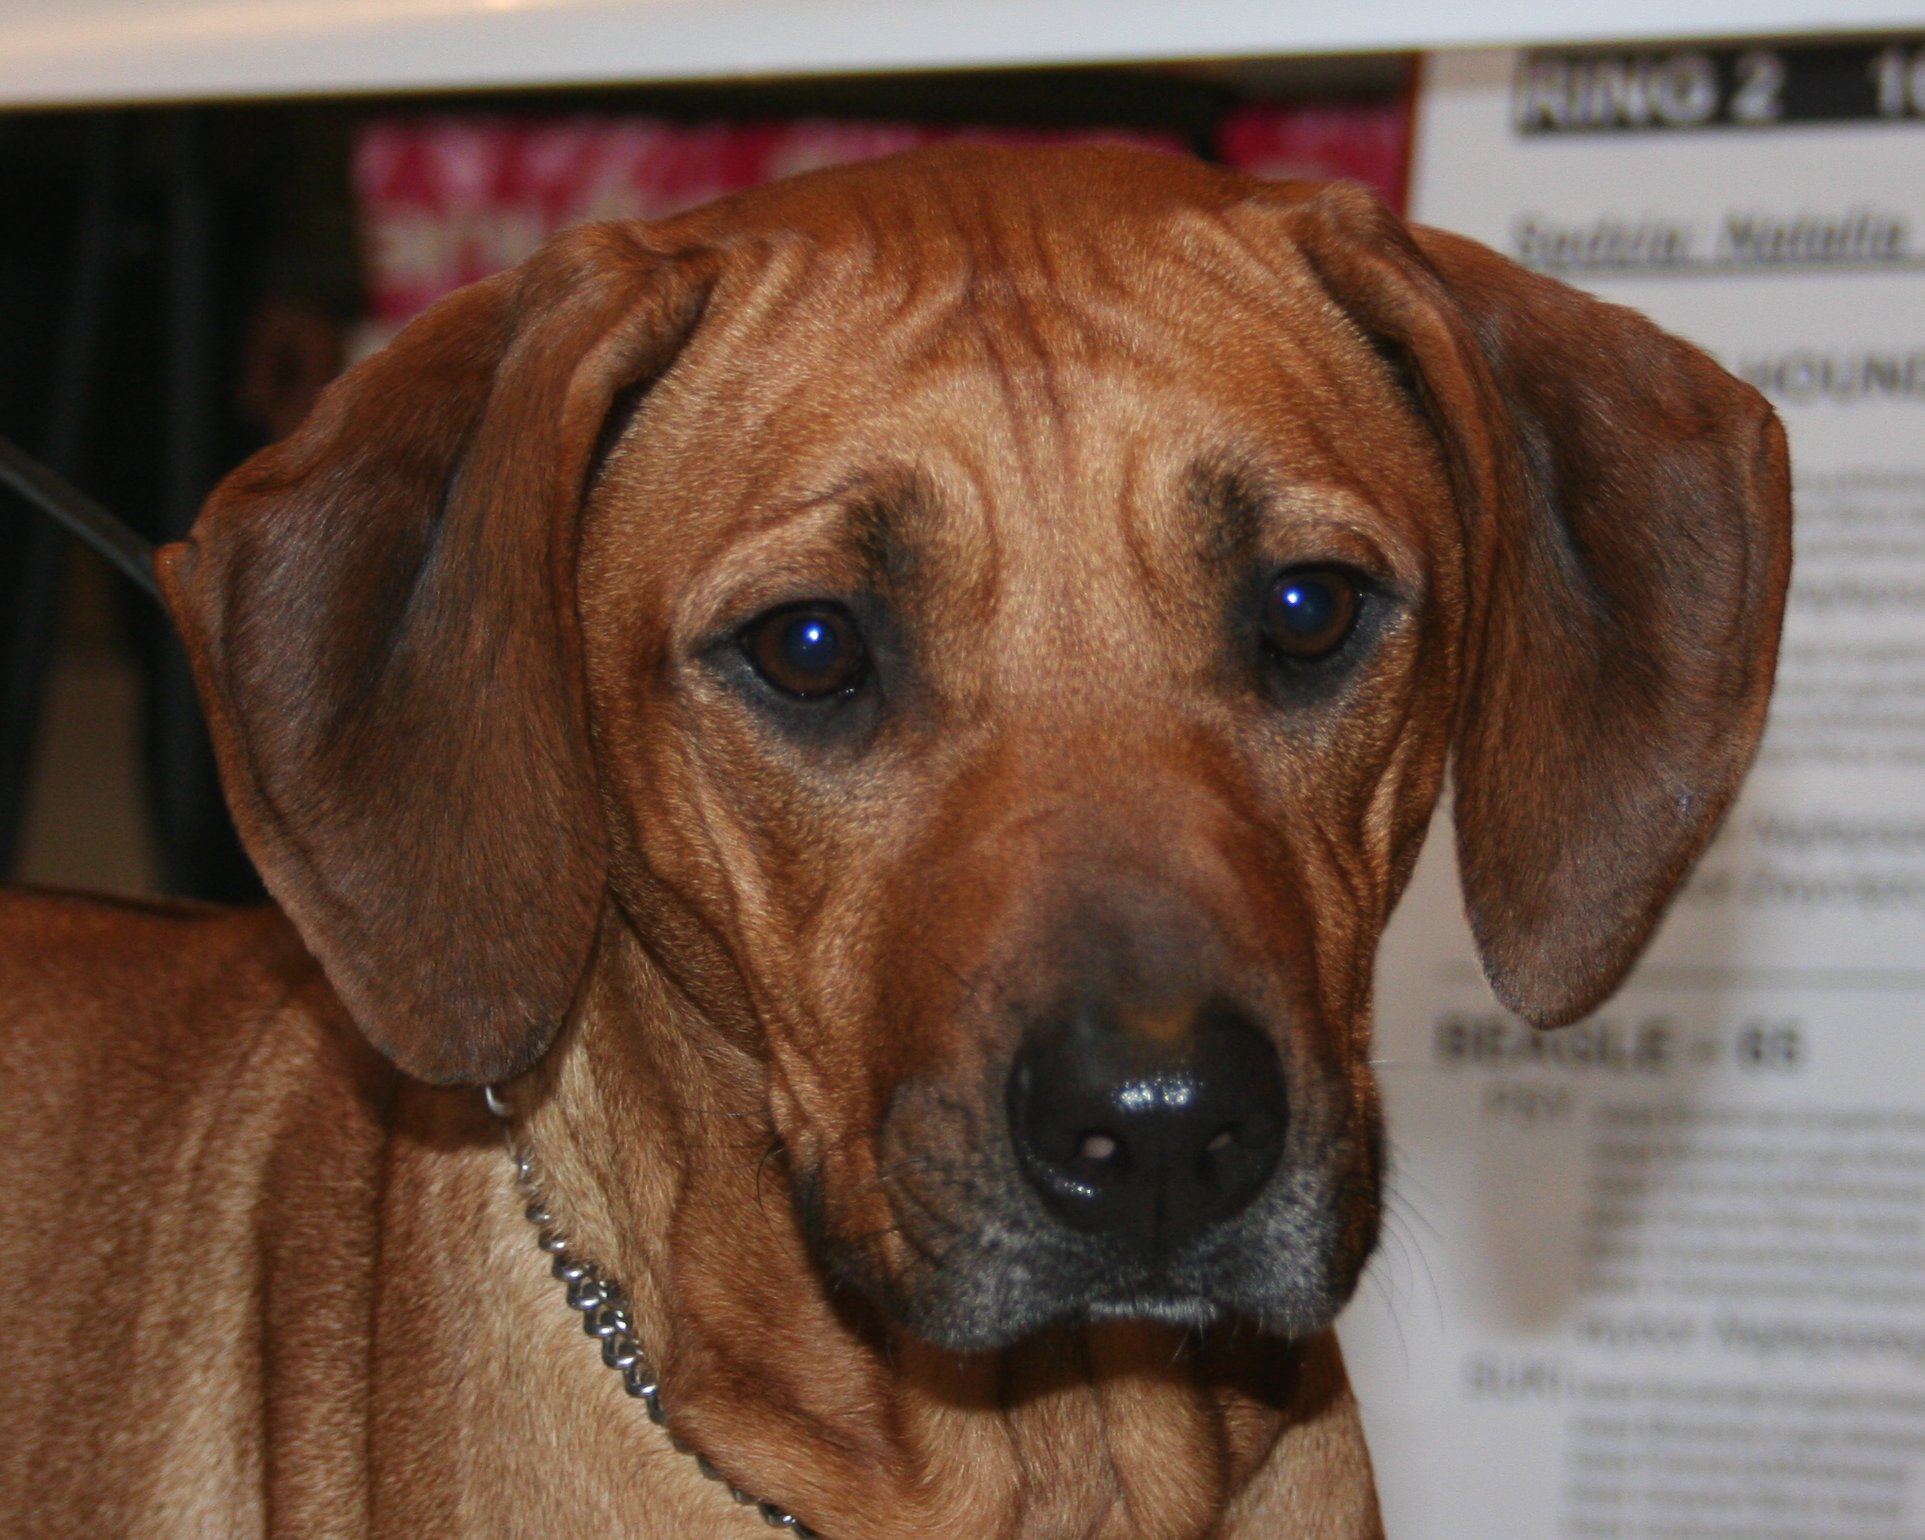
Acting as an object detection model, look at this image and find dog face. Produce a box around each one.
[160,147,1789,1356]
[574,200,1461,1345]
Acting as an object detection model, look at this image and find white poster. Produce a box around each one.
[1344,40,1925,1539]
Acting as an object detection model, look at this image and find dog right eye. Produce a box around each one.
[1261,567,1362,662]
[740,604,870,700]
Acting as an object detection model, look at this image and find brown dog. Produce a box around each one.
[0,146,1789,1537]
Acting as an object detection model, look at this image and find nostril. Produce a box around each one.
[1077,1131,1124,1166]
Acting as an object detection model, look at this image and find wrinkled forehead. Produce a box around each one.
[594,189,1446,626]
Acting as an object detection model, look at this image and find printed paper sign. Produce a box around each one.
[1344,40,1925,1540]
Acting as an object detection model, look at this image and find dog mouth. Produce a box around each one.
[796,1108,1381,1355]
[873,1207,1374,1355]
[785,976,1382,1354]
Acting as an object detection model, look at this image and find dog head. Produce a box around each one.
[160,146,1789,1352]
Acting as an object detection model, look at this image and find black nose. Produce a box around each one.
[1007,999,1287,1253]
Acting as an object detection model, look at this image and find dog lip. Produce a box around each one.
[882,1225,1289,1345]
[893,1279,1232,1353]
[1079,1290,1225,1331]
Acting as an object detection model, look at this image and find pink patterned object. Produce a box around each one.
[355,118,1188,327]
[1215,99,1413,215]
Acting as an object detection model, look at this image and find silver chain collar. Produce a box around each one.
[483,1086,821,1537]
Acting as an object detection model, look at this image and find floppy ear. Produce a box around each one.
[158,224,718,1084]
[1282,187,1792,1027]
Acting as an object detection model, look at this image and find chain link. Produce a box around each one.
[488,1088,821,1537]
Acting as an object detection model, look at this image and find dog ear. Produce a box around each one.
[158,224,718,1084]
[1280,187,1792,1028]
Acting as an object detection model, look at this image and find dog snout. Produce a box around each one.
[1006,997,1287,1255]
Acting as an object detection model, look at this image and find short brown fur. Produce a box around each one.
[0,147,1789,1537]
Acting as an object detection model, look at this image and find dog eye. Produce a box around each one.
[1262,568,1360,661]
[742,604,869,699]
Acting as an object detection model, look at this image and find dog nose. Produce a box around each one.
[1007,999,1287,1252]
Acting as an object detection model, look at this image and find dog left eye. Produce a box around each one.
[741,604,869,699]
[1262,568,1361,661]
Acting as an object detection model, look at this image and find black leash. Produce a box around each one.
[0,434,162,604]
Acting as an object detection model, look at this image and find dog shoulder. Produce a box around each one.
[0,889,400,1533]
[0,888,381,1126]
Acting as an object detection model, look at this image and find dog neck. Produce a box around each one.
[491,913,1376,1540]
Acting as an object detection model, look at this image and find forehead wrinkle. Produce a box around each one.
[1114,432,1209,632]
[908,418,1008,620]
[863,242,995,376]
[1188,451,1425,582]
[883,333,1055,599]
[1264,483,1420,571]
[669,479,914,643]
[1116,493,1193,654]
[1160,209,1403,452]
[1245,327,1448,576]
[925,191,1117,483]
[943,301,1071,497]
[1296,345,1398,496]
